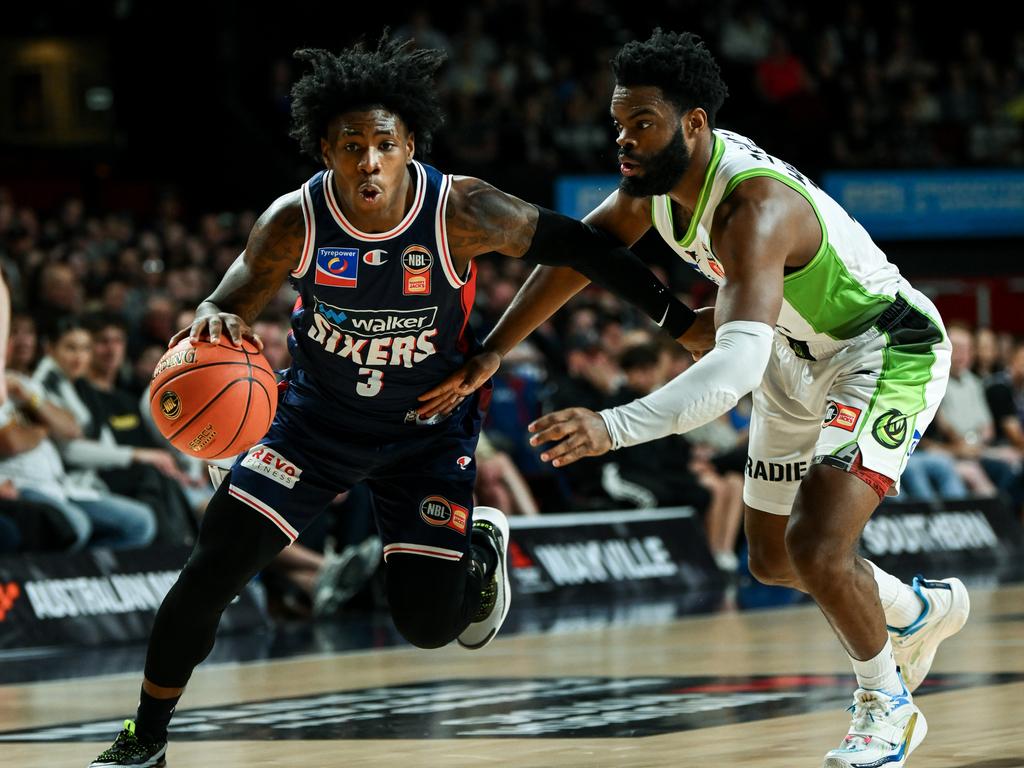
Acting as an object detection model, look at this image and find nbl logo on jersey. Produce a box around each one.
[402,245,433,296]
[315,247,359,288]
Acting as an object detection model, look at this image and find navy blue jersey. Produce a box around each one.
[287,161,480,438]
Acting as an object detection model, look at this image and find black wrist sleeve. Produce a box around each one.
[520,206,696,337]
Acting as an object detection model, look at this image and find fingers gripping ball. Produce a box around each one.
[149,337,278,460]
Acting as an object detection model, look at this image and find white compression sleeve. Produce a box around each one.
[599,320,774,450]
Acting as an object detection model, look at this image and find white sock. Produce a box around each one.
[868,560,925,630]
[850,636,904,695]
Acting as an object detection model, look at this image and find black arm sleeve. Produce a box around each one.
[519,206,696,338]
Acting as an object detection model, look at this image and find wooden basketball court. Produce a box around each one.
[2,583,1022,767]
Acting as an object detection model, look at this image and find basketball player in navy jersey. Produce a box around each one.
[89,35,712,767]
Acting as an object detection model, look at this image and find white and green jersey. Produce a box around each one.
[652,129,906,354]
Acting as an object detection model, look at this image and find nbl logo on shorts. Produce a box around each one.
[419,495,468,534]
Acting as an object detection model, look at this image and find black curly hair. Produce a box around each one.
[289,32,447,161]
[611,29,729,128]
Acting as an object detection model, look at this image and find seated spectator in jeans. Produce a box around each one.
[80,312,199,544]
[474,431,540,517]
[985,339,1024,512]
[928,322,1019,497]
[0,373,155,550]
[899,447,970,501]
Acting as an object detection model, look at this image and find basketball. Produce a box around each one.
[149,336,278,460]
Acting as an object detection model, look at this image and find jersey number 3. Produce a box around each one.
[356,368,383,397]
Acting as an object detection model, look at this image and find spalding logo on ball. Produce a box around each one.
[149,337,278,460]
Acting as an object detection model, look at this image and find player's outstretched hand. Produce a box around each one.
[417,350,501,419]
[168,309,263,350]
[678,306,716,360]
[529,407,611,467]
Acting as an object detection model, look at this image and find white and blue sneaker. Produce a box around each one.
[823,678,927,768]
[890,576,970,692]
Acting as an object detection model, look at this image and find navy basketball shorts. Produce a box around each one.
[227,378,485,565]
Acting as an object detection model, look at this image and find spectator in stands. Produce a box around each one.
[929,323,1018,497]
[474,431,540,517]
[975,326,1004,379]
[30,316,158,547]
[6,312,39,375]
[987,339,1024,452]
[81,313,200,543]
[611,343,743,572]
[252,318,292,371]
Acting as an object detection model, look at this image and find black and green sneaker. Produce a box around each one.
[457,506,511,650]
[88,720,167,767]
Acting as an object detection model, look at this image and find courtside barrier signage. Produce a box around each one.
[861,497,1023,579]
[0,546,268,649]
[508,508,721,604]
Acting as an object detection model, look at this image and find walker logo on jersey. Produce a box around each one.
[402,245,433,295]
[313,299,438,338]
[872,409,908,449]
[457,456,473,470]
[315,247,359,287]
[363,249,388,266]
[159,391,181,420]
[0,582,20,621]
[745,457,809,482]
[822,401,861,432]
[418,495,468,533]
[241,445,303,489]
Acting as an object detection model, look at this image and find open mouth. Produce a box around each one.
[619,160,641,176]
[359,185,382,203]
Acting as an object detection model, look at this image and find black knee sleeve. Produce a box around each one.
[144,480,290,687]
[386,553,483,649]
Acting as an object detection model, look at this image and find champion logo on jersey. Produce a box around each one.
[363,249,388,266]
[315,247,359,287]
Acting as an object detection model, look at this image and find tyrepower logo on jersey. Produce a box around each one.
[419,495,468,534]
[315,247,359,288]
[745,457,809,483]
[822,401,861,432]
[402,245,433,295]
[314,299,438,338]
[241,445,303,489]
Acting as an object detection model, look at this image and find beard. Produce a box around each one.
[618,126,690,197]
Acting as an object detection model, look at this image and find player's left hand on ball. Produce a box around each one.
[528,407,611,467]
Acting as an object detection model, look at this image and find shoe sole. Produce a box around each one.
[899,577,971,692]
[457,507,511,650]
[89,745,167,768]
[822,707,928,768]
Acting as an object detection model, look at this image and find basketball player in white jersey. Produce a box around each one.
[420,29,970,768]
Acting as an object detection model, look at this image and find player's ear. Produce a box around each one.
[320,136,332,168]
[406,132,416,163]
[684,108,707,138]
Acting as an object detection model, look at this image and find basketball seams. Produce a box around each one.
[166,377,256,443]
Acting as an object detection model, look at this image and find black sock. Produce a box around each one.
[135,687,180,743]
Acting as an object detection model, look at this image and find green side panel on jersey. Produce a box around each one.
[658,133,725,246]
[721,168,892,340]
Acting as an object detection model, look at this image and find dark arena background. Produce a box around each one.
[1,2,1023,766]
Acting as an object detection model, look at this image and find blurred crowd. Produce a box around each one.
[373,0,1024,202]
[2,1,1023,618]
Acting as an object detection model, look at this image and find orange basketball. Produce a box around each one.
[149,337,278,460]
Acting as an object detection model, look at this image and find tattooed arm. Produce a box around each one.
[445,176,695,337]
[169,192,305,348]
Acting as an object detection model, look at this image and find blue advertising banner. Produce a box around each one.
[554,175,620,219]
[822,170,1024,239]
